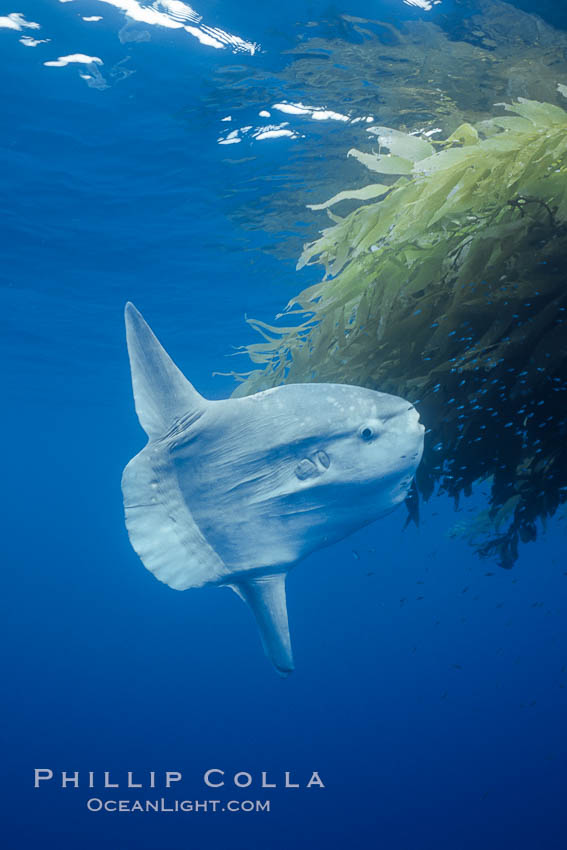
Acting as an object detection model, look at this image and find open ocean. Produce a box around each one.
[2,1,567,847]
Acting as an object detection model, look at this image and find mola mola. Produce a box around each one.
[122,303,424,675]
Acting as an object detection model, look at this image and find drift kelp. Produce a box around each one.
[234,91,567,567]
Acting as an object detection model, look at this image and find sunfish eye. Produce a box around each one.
[359,425,374,442]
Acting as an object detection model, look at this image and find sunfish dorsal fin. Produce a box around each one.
[125,301,206,439]
[231,574,294,676]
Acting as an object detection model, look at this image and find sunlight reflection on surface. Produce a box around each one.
[403,0,442,9]
[75,0,259,53]
[0,12,40,30]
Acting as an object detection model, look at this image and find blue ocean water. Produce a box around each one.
[2,1,567,848]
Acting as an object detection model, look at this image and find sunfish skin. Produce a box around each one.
[122,302,425,675]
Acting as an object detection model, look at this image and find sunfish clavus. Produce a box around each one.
[122,302,424,674]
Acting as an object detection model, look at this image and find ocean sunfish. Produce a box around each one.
[122,302,425,675]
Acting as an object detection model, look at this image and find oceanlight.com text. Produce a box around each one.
[86,798,271,813]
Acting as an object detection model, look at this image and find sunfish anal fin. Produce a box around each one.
[125,301,206,439]
[231,574,294,676]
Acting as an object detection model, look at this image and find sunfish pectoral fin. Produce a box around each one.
[230,574,294,676]
[124,302,207,439]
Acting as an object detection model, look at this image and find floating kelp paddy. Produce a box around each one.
[232,89,567,567]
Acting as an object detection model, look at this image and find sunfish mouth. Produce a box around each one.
[394,405,425,471]
[406,403,424,425]
[391,403,425,440]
